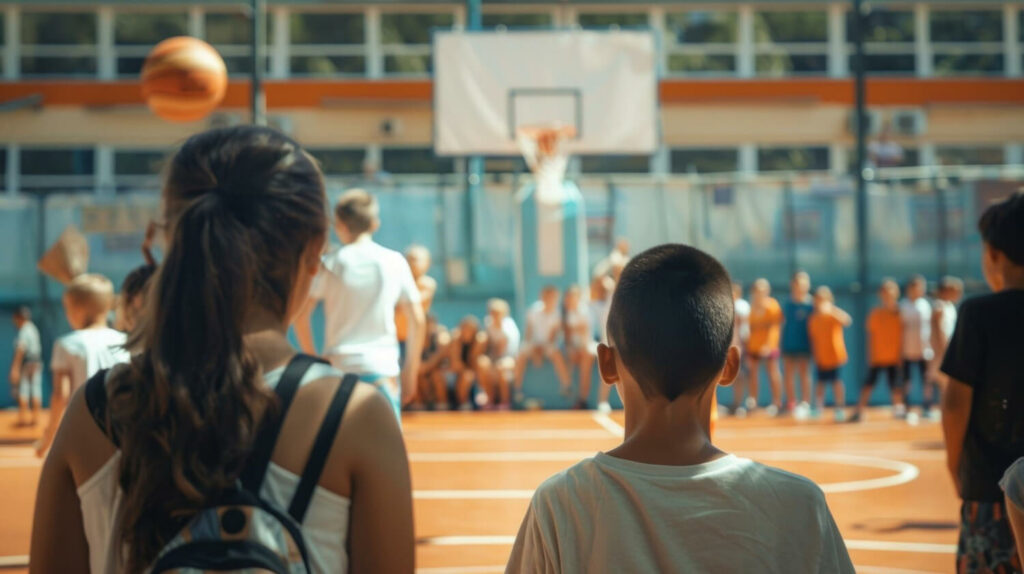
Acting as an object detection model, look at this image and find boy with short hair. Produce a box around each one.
[507,244,853,573]
[36,274,129,457]
[513,286,571,403]
[296,189,425,420]
[746,279,784,416]
[927,276,963,419]
[781,271,815,417]
[478,298,520,410]
[941,192,1024,574]
[850,279,904,423]
[417,314,451,411]
[900,274,933,422]
[807,286,852,422]
[9,306,42,427]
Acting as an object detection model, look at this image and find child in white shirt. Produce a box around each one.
[513,286,570,404]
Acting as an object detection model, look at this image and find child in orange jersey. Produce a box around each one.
[850,279,904,423]
[808,287,852,422]
[745,279,783,416]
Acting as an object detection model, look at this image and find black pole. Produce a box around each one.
[935,176,948,279]
[852,0,870,392]
[251,0,266,126]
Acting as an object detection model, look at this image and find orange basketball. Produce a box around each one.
[141,36,228,123]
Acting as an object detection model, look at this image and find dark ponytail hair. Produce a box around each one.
[106,126,327,571]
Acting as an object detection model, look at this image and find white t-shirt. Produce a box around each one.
[934,299,958,344]
[310,239,421,377]
[900,297,933,361]
[485,315,521,359]
[733,299,751,348]
[525,302,562,347]
[564,307,593,350]
[507,453,854,574]
[588,299,609,344]
[51,328,129,392]
[15,321,42,364]
[79,363,351,574]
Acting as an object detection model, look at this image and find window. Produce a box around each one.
[671,148,739,174]
[0,12,5,76]
[19,148,95,193]
[577,12,648,29]
[847,9,915,75]
[847,146,919,171]
[20,11,98,76]
[757,146,830,171]
[934,145,1005,166]
[290,12,365,76]
[381,13,454,76]
[754,10,828,76]
[665,11,737,75]
[205,11,271,75]
[114,11,189,76]
[481,13,553,29]
[580,155,651,174]
[309,148,366,176]
[381,148,455,175]
[930,10,1003,76]
[114,150,167,176]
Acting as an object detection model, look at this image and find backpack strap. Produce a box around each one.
[288,373,359,523]
[240,354,328,493]
[84,368,118,447]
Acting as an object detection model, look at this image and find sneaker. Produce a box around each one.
[474,391,490,408]
[733,407,748,418]
[496,402,511,412]
[432,401,450,412]
[574,399,589,410]
[848,411,862,423]
[597,401,612,415]
[765,404,779,417]
[457,402,473,412]
[793,402,811,421]
[809,406,822,420]
[906,411,920,426]
[926,408,941,422]
[893,404,907,419]
[834,409,847,423]
[745,396,758,410]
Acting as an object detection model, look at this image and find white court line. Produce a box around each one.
[415,490,534,500]
[417,536,956,555]
[417,567,504,574]
[748,451,920,494]
[411,451,598,462]
[405,429,614,441]
[0,554,28,567]
[591,413,625,437]
[845,539,956,554]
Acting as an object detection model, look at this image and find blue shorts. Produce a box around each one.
[359,373,401,426]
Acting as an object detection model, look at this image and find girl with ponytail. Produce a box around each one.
[30,126,414,573]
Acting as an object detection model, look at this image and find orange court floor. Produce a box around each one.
[0,407,957,573]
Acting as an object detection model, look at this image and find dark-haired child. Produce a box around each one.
[508,244,853,573]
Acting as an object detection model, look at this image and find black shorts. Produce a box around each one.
[865,365,900,389]
[903,359,928,384]
[817,367,841,384]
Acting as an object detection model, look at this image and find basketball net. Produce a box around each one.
[516,124,575,205]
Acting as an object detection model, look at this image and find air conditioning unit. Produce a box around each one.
[889,109,927,136]
[846,109,881,137]
[207,112,243,129]
[267,114,293,135]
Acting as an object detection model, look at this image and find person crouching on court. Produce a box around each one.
[507,244,854,573]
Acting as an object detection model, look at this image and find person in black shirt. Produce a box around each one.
[941,191,1024,574]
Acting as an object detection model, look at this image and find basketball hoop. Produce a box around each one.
[516,123,576,205]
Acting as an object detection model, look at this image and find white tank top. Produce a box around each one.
[77,363,351,574]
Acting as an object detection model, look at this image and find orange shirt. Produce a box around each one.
[867,307,903,366]
[396,277,435,342]
[808,312,848,370]
[747,297,782,354]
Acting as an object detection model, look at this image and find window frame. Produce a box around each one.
[752,7,830,77]
[378,7,458,78]
[845,6,916,76]
[663,7,740,77]
[288,7,368,78]
[112,7,190,78]
[19,9,99,78]
[929,8,1004,77]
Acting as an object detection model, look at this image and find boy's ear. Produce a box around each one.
[597,343,619,385]
[717,346,741,387]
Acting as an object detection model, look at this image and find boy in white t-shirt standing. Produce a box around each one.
[507,245,853,573]
[296,189,425,421]
[36,274,129,457]
[9,306,43,427]
[513,285,570,404]
[900,275,932,422]
[563,285,597,410]
[928,276,962,419]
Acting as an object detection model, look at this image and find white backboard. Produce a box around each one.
[433,30,659,156]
